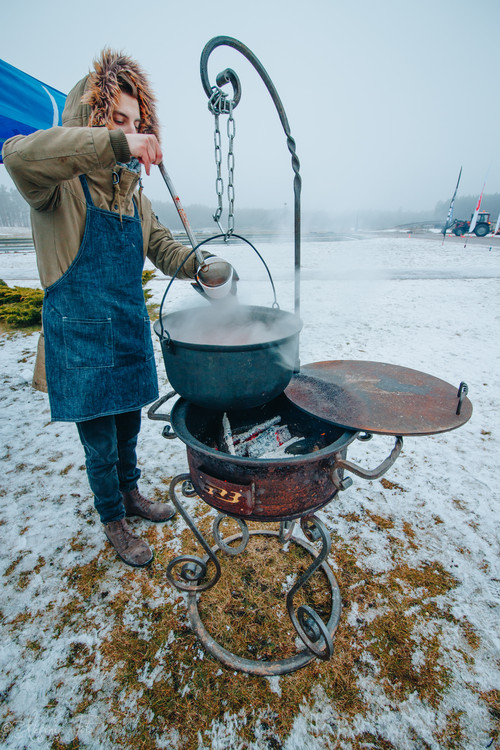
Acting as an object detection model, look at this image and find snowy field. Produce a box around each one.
[0,231,499,749]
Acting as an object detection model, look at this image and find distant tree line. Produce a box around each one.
[433,194,500,222]
[0,185,30,227]
[151,200,292,234]
[2,182,500,233]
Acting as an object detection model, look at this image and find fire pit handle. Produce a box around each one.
[147,391,178,421]
[147,392,179,439]
[332,435,403,481]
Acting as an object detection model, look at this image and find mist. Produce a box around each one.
[1,0,500,222]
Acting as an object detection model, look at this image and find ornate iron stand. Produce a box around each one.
[166,474,341,676]
[159,36,340,675]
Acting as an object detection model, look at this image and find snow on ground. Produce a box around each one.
[0,233,499,749]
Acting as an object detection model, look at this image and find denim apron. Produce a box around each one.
[43,174,158,422]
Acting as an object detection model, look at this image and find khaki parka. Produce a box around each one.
[2,63,197,394]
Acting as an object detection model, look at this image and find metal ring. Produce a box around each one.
[212,514,249,555]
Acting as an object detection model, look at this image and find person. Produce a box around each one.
[2,49,204,568]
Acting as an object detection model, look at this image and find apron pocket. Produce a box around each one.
[63,317,114,369]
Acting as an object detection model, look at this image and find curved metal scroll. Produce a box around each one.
[200,36,302,318]
[286,515,335,659]
[166,474,221,592]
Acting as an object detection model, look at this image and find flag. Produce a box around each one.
[443,166,462,235]
[469,183,485,234]
[0,59,67,163]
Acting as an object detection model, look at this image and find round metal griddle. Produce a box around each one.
[285,360,473,436]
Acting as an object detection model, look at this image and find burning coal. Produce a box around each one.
[221,413,302,458]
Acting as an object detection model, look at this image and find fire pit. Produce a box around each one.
[148,36,473,675]
[169,393,401,521]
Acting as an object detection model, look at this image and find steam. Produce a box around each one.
[159,302,301,348]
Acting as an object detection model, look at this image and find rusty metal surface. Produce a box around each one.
[285,361,473,436]
[186,448,341,521]
[170,395,358,521]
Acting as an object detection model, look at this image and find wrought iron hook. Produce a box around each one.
[200,36,302,319]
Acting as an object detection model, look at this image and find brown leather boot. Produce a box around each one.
[122,487,175,523]
[104,518,154,567]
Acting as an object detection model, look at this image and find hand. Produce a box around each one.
[125,134,163,175]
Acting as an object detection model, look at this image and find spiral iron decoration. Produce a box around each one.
[286,515,335,659]
[166,474,222,592]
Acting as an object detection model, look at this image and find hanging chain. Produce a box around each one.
[226,100,235,237]
[213,112,224,232]
[208,87,236,239]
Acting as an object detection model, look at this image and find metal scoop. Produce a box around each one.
[158,162,234,299]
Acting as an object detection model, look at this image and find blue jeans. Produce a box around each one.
[76,410,142,524]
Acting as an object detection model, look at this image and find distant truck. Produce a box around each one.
[451,212,492,237]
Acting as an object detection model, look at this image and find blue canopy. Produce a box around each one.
[0,59,67,163]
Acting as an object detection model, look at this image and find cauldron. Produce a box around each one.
[154,305,302,411]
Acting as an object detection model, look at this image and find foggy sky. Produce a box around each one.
[1,0,499,219]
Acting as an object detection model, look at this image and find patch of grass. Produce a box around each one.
[51,598,87,639]
[391,560,459,598]
[365,510,395,530]
[380,477,407,492]
[434,709,465,749]
[50,737,80,750]
[63,642,94,672]
[340,511,361,523]
[368,609,452,707]
[481,689,500,747]
[4,552,26,577]
[25,639,42,653]
[17,570,33,589]
[69,536,85,552]
[73,680,98,716]
[64,557,108,601]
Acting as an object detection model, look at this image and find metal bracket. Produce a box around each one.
[456,382,469,416]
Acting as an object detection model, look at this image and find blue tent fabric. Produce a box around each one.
[0,59,67,163]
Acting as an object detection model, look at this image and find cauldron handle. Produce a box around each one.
[158,233,280,341]
[332,436,403,481]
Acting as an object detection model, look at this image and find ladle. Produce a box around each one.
[158,161,233,297]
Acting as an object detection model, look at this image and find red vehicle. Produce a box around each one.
[451,212,491,237]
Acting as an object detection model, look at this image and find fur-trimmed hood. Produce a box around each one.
[62,49,160,140]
